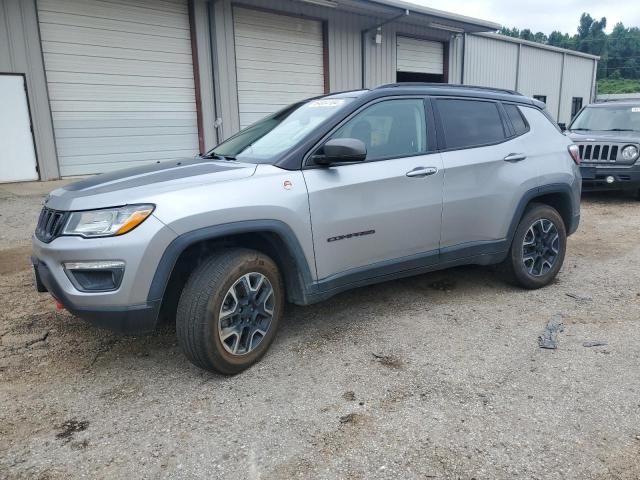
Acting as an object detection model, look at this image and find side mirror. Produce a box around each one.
[558,122,567,132]
[314,138,367,166]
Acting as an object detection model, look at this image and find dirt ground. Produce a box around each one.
[1,185,640,480]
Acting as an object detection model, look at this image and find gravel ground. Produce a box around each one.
[1,185,640,480]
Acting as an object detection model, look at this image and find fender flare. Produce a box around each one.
[147,220,316,305]
[507,183,579,243]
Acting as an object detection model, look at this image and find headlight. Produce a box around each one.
[62,204,154,238]
[621,145,639,161]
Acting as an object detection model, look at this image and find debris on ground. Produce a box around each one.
[339,413,363,425]
[55,419,89,443]
[583,341,608,348]
[538,315,565,349]
[372,353,404,369]
[342,391,356,401]
[566,292,593,302]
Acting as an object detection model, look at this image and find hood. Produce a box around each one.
[567,130,640,143]
[45,158,257,211]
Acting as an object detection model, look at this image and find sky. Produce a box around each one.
[405,0,640,34]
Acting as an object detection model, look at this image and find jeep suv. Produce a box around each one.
[32,84,581,374]
[566,101,640,194]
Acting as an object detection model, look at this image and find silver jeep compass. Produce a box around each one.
[32,84,582,374]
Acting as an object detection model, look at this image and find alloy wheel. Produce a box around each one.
[218,272,275,355]
[522,218,560,277]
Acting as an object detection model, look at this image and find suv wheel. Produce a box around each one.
[176,249,284,374]
[501,203,567,289]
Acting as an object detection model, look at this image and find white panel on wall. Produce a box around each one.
[396,36,443,74]
[233,7,325,129]
[37,0,198,176]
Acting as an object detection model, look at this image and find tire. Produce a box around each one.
[176,248,284,374]
[500,203,567,289]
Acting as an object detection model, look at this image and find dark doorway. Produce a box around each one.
[396,71,444,83]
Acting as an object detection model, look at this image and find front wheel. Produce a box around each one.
[176,248,284,374]
[501,203,567,289]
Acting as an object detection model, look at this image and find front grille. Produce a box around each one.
[35,207,69,243]
[578,143,618,163]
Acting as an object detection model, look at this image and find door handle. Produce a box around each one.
[504,153,527,162]
[406,166,438,178]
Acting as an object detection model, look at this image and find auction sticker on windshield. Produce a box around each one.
[309,99,346,108]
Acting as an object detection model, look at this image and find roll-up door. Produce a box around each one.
[37,0,199,176]
[397,36,444,75]
[233,7,325,130]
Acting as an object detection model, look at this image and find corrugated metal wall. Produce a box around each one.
[210,0,451,139]
[559,54,595,124]
[518,45,563,118]
[0,0,58,180]
[464,34,518,90]
[464,33,596,122]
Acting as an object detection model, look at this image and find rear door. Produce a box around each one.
[434,98,538,254]
[303,98,443,281]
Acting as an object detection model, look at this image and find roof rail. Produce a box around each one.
[374,82,523,96]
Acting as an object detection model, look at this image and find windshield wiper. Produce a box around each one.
[602,128,635,132]
[569,128,590,131]
[202,152,236,161]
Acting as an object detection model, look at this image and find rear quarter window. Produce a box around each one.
[503,104,529,136]
[436,98,506,149]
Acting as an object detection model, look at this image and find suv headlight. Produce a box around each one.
[62,204,154,238]
[621,145,639,162]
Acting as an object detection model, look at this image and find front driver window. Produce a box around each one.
[329,99,428,161]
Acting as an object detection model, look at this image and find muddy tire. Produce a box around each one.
[500,203,567,289]
[176,248,284,374]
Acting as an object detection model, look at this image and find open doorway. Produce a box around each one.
[396,71,444,83]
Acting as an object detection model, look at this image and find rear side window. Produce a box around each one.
[436,99,506,149]
[503,104,528,136]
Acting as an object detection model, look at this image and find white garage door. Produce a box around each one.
[397,36,444,75]
[37,0,199,176]
[233,7,325,130]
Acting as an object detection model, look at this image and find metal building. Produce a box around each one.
[0,0,598,182]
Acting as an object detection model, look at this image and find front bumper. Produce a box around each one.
[33,257,160,333]
[31,214,176,334]
[580,164,640,191]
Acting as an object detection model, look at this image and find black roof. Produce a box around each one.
[365,82,541,107]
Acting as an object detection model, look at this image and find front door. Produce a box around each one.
[303,98,443,282]
[0,75,38,183]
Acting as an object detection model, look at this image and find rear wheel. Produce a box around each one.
[500,203,567,289]
[176,248,284,374]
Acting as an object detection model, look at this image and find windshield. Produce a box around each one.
[570,105,640,132]
[207,97,355,163]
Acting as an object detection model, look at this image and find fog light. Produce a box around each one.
[606,176,615,184]
[63,261,125,292]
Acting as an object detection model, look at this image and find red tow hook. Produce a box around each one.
[54,300,65,310]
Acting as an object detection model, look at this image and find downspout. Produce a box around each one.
[461,33,466,84]
[361,9,410,88]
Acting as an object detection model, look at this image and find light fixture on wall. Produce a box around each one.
[375,27,382,44]
[298,0,338,8]
[428,22,464,33]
